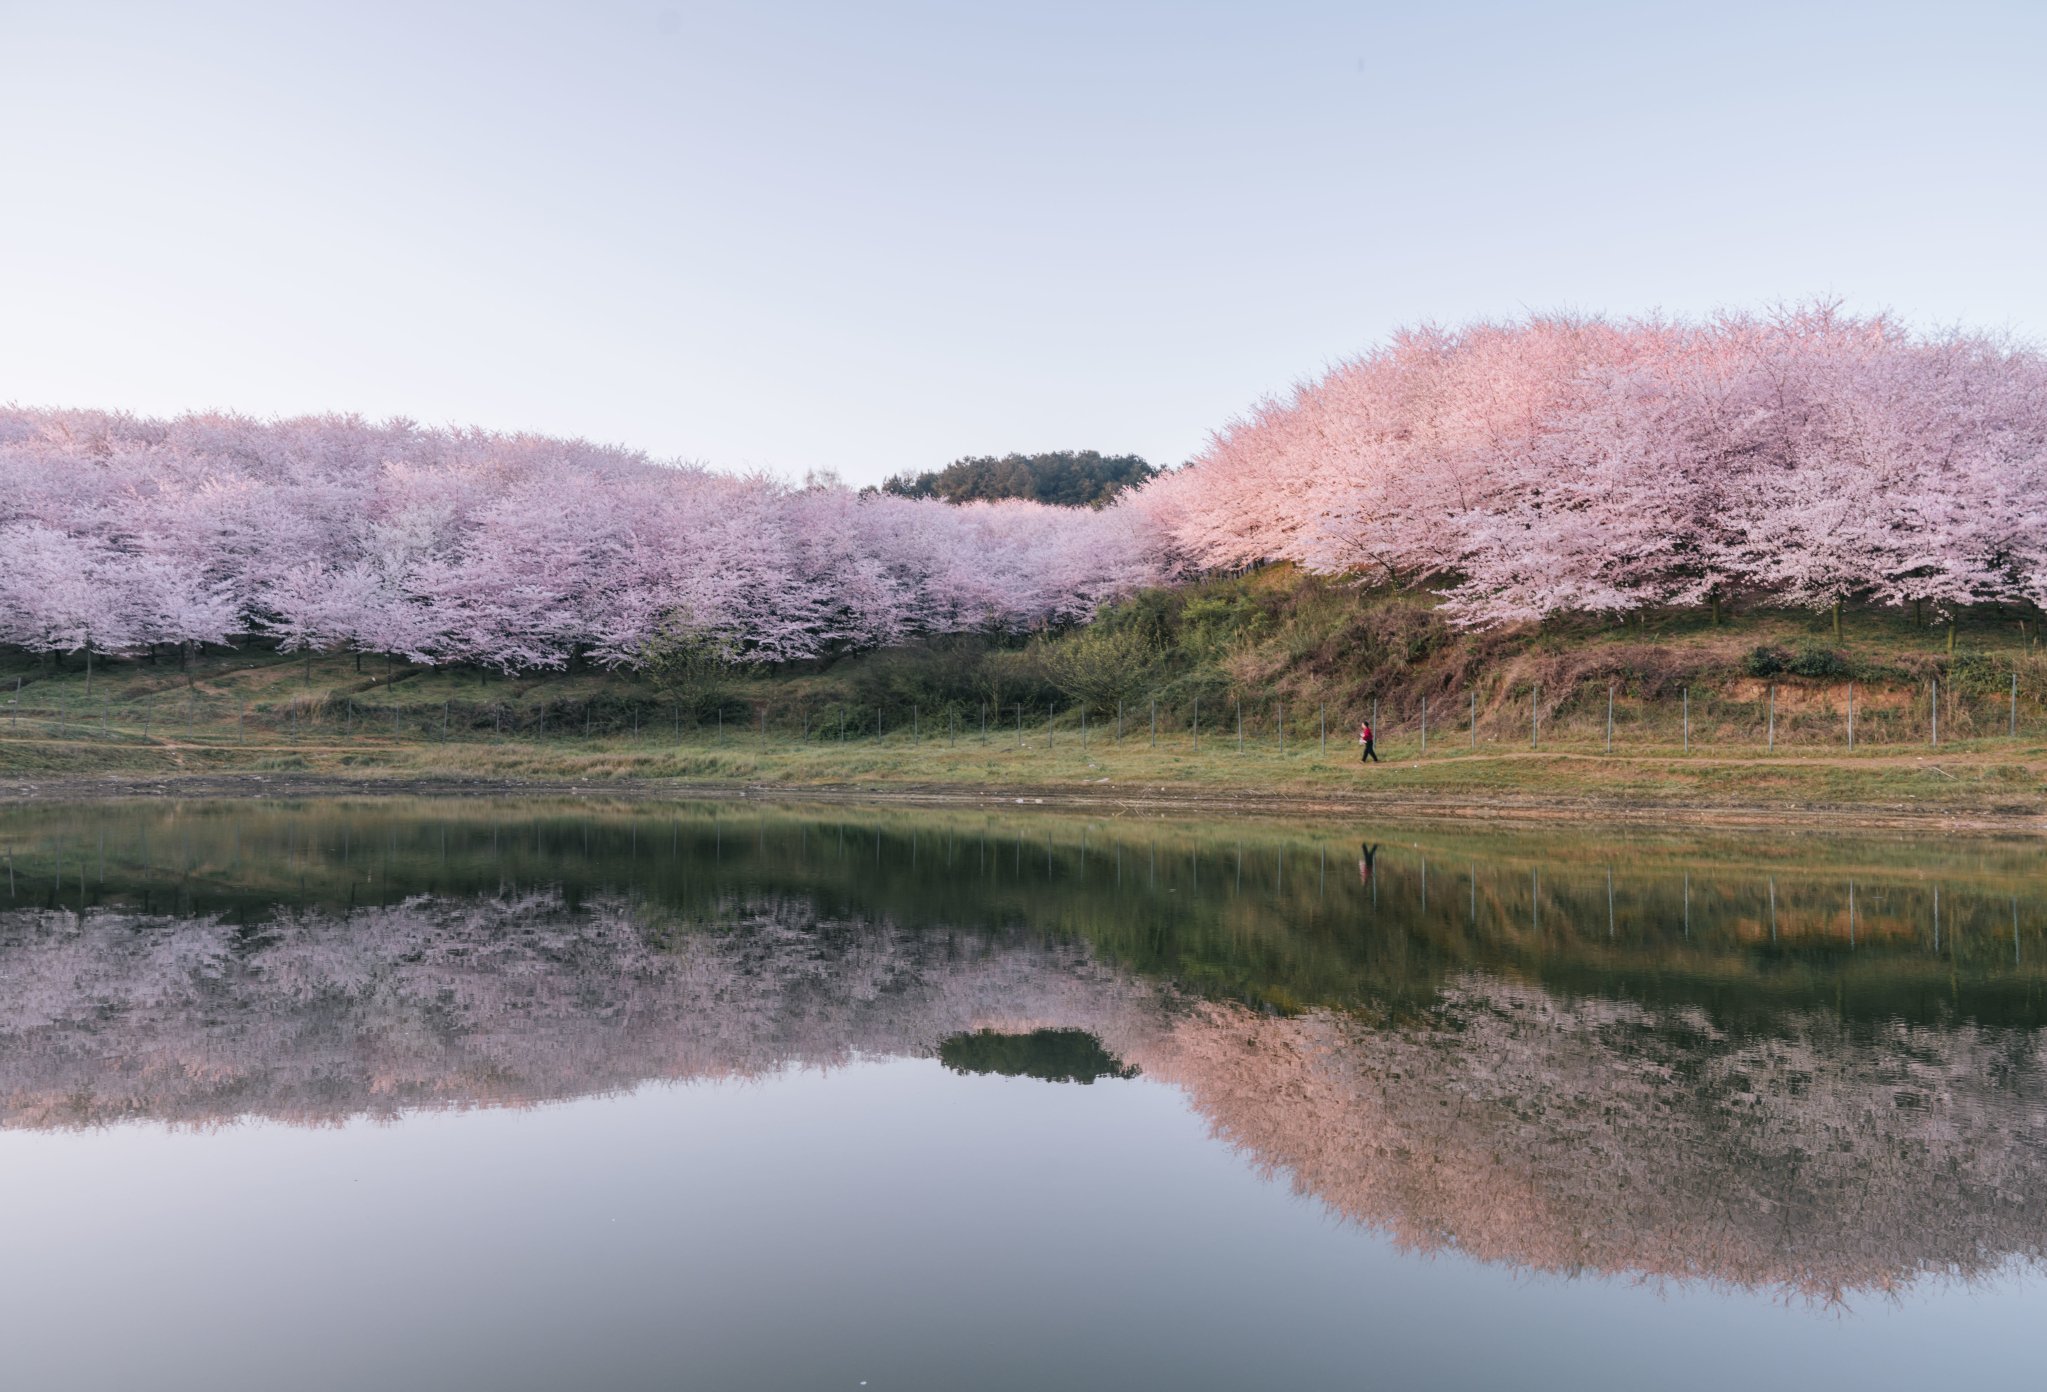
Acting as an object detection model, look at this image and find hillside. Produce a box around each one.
[4,568,2043,821]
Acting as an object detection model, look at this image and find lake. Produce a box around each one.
[2,798,2043,1391]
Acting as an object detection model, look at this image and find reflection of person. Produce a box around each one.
[1359,720,1379,763]
[1358,843,1378,884]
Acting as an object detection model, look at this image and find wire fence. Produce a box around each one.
[0,672,2040,757]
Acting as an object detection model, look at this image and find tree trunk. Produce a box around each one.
[1947,618,1956,655]
[1831,600,1841,640]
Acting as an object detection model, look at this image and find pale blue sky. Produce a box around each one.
[2,1,2041,484]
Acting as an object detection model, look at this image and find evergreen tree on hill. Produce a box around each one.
[881,451,1157,508]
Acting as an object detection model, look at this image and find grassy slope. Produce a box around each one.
[3,573,2044,821]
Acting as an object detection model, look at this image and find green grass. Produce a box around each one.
[3,589,2044,819]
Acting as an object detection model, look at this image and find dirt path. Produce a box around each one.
[0,770,2040,834]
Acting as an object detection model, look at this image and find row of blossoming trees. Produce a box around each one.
[4,305,2043,672]
[1141,305,2047,627]
[0,411,1170,669]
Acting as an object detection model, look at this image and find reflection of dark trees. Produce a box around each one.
[4,890,2046,1301]
[939,1028,1137,1083]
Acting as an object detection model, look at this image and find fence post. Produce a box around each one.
[1767,683,1775,752]
[2013,672,2020,737]
[1151,697,1157,748]
[1683,687,1690,752]
[1931,677,1939,747]
[238,703,245,745]
[1048,703,1055,749]
[1605,684,1613,753]
[1421,694,1428,755]
[1847,682,1855,750]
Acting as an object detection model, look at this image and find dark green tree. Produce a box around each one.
[880,451,1157,508]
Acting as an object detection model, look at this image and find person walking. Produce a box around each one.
[1358,718,1379,763]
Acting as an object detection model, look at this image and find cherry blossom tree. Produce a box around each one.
[0,408,1169,669]
[1149,305,2047,627]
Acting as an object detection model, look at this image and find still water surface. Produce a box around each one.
[1,799,2043,1390]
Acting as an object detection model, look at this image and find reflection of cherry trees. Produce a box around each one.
[1137,981,2047,1301]
[0,894,1165,1128]
[4,895,2045,1300]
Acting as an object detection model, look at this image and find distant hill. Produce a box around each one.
[880,451,1157,508]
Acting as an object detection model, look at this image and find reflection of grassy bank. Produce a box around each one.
[4,798,2042,1029]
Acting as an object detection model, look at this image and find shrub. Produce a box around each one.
[843,636,1041,712]
[1744,645,1791,677]
[1093,588,1181,649]
[1034,623,1165,714]
[641,619,742,717]
[1945,653,2012,696]
[976,646,1062,715]
[1179,590,1264,660]
[1787,646,1849,678]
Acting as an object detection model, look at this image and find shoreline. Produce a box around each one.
[3,770,2040,834]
